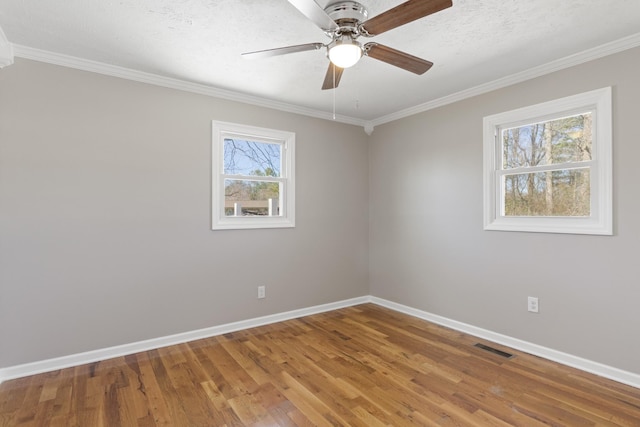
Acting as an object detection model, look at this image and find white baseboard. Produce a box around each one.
[370,297,640,389]
[2,295,638,390]
[0,296,370,383]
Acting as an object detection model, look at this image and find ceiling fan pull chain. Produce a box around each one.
[332,65,336,120]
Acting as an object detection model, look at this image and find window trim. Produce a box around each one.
[483,87,612,235]
[211,121,295,230]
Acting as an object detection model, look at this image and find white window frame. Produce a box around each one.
[483,87,612,235]
[212,121,295,230]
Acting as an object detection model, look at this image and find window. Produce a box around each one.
[483,87,612,235]
[212,121,295,230]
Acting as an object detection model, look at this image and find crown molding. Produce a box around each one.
[0,24,14,68]
[371,32,640,127]
[11,44,368,129]
[10,31,640,132]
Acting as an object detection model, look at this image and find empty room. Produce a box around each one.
[1,0,639,425]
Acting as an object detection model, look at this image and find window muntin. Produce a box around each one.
[483,87,612,235]
[212,122,295,230]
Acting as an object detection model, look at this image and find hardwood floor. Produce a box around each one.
[1,304,639,426]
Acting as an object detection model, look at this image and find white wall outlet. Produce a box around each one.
[257,285,266,299]
[527,296,539,313]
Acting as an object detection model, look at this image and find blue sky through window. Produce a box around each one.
[223,138,281,177]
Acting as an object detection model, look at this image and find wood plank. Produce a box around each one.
[1,304,639,426]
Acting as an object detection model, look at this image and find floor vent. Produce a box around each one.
[474,343,514,359]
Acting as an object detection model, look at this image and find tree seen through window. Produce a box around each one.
[501,113,592,217]
[223,139,282,216]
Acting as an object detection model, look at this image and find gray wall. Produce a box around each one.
[369,46,640,374]
[2,46,639,376]
[0,59,369,367]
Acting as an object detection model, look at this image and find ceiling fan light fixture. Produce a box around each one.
[328,37,362,68]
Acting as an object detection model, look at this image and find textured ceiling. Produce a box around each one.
[1,0,640,123]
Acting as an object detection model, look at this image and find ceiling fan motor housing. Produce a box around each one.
[243,0,452,89]
[324,1,368,35]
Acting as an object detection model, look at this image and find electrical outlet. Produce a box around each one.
[527,296,539,313]
[257,285,266,299]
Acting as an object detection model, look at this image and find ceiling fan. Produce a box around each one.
[242,0,452,90]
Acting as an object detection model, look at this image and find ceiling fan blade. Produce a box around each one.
[242,43,324,59]
[364,43,433,75]
[360,0,452,36]
[288,0,339,31]
[322,62,344,90]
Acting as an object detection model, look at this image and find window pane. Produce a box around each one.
[223,138,281,177]
[502,113,592,169]
[224,179,281,216]
[504,168,590,216]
